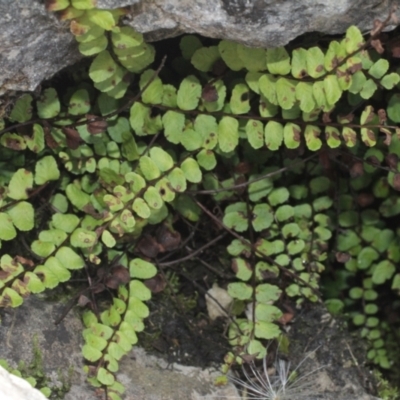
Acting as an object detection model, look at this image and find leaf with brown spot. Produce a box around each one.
[385,153,398,170]
[156,224,181,252]
[337,113,354,124]
[43,124,58,149]
[322,112,332,124]
[361,128,376,147]
[202,84,219,102]
[86,115,108,135]
[105,265,130,289]
[335,252,351,263]
[350,162,364,178]
[234,162,251,175]
[356,193,374,207]
[62,127,81,150]
[14,256,34,268]
[377,109,387,124]
[277,312,294,325]
[380,127,392,146]
[392,173,400,191]
[366,155,380,167]
[371,39,384,54]
[212,59,227,76]
[137,235,162,258]
[144,274,166,294]
[70,19,89,36]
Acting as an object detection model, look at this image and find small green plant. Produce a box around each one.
[0,1,399,398]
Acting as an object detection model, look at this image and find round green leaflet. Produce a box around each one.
[264,121,283,151]
[139,156,161,181]
[155,178,175,202]
[70,228,98,248]
[368,59,389,79]
[306,47,325,78]
[130,259,157,279]
[232,258,252,281]
[344,25,365,54]
[218,40,244,71]
[246,119,264,149]
[0,213,16,240]
[9,94,33,123]
[237,44,266,72]
[255,283,282,303]
[180,128,203,151]
[7,169,33,200]
[191,46,220,72]
[111,26,143,48]
[177,75,201,111]
[55,247,85,270]
[167,167,187,193]
[35,156,60,185]
[218,116,239,153]
[266,47,290,75]
[45,257,71,282]
[230,83,251,114]
[149,147,174,172]
[143,186,163,210]
[7,201,34,232]
[283,122,301,149]
[223,211,248,232]
[196,149,217,171]
[139,69,163,105]
[255,303,283,322]
[380,72,400,90]
[259,74,277,105]
[372,260,396,285]
[89,51,117,83]
[37,88,60,119]
[101,230,116,248]
[181,158,202,183]
[132,197,151,219]
[292,48,309,80]
[252,203,273,231]
[68,88,91,115]
[180,35,203,60]
[255,321,281,340]
[303,124,322,151]
[276,77,296,110]
[268,187,289,206]
[227,282,253,300]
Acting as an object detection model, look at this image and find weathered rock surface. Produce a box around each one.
[1,0,399,95]
[0,295,383,400]
[0,0,81,95]
[124,0,400,46]
[0,296,240,400]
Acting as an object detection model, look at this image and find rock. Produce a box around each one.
[124,0,399,46]
[0,365,48,400]
[0,296,240,400]
[0,0,81,95]
[0,294,384,400]
[1,0,399,95]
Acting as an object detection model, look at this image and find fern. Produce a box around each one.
[0,1,399,398]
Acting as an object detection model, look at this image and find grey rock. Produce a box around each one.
[1,0,399,95]
[126,0,399,46]
[0,295,383,400]
[96,0,140,7]
[0,0,80,95]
